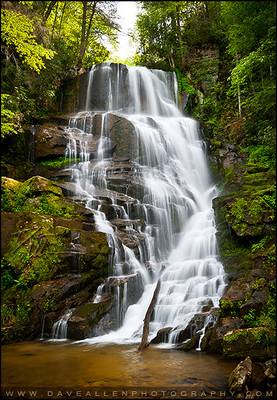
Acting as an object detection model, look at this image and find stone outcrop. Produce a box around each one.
[1,176,111,343]
[200,135,276,363]
[67,300,112,340]
[34,124,68,160]
[228,356,276,399]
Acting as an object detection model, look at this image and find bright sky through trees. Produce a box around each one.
[113,1,138,59]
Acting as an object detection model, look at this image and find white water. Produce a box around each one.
[51,310,73,340]
[64,62,226,346]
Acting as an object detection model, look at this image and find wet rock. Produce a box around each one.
[201,299,214,312]
[67,299,112,340]
[201,317,245,353]
[251,362,266,387]
[176,336,199,351]
[34,123,68,160]
[56,182,79,197]
[99,203,118,220]
[117,230,145,250]
[173,313,207,343]
[150,327,173,344]
[228,356,252,394]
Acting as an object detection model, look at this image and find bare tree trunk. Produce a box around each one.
[51,2,59,40]
[78,1,97,68]
[78,1,88,68]
[42,1,57,24]
[58,2,67,35]
[83,1,97,58]
[138,279,161,351]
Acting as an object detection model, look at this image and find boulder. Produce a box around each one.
[228,356,252,394]
[21,176,63,197]
[176,336,200,351]
[34,124,68,160]
[201,317,245,353]
[150,327,173,344]
[223,327,276,360]
[67,300,112,340]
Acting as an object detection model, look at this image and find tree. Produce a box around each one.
[1,9,55,73]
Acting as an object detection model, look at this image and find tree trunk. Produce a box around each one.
[78,1,88,68]
[51,2,59,40]
[58,2,67,35]
[42,1,57,24]
[83,1,97,58]
[138,279,161,351]
[78,1,97,68]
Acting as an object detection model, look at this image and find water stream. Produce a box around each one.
[2,342,237,396]
[58,63,226,345]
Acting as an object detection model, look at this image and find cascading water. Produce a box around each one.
[63,62,226,346]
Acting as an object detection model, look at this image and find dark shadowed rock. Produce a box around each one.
[35,124,68,160]
[150,327,173,344]
[67,300,112,340]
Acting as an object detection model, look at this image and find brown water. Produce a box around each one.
[2,341,237,399]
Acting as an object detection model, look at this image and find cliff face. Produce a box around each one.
[1,57,275,359]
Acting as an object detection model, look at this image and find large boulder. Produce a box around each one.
[67,300,112,340]
[201,317,245,353]
[223,327,275,360]
[228,356,253,395]
[228,357,276,399]
[34,124,68,160]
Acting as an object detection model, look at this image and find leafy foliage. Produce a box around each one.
[1,9,55,73]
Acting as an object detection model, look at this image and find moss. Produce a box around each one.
[5,214,65,288]
[223,327,273,345]
[24,194,76,218]
[21,176,63,197]
[250,278,266,291]
[220,299,243,317]
[2,175,77,218]
[225,193,275,237]
[70,301,111,328]
[38,157,80,169]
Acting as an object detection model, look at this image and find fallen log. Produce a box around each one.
[138,266,165,351]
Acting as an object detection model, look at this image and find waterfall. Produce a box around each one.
[51,310,73,340]
[64,62,226,345]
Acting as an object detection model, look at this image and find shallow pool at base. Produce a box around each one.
[2,341,236,391]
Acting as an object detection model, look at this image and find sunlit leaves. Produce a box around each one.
[1,10,55,73]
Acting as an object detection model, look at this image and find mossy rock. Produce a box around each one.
[1,177,23,192]
[67,300,112,340]
[2,175,78,218]
[223,327,275,360]
[20,176,63,197]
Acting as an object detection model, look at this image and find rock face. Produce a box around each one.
[1,176,111,342]
[198,122,276,366]
[67,300,112,340]
[34,124,68,160]
[223,328,275,360]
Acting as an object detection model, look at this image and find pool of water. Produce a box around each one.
[2,341,237,399]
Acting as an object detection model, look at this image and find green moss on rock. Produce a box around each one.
[223,327,275,360]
